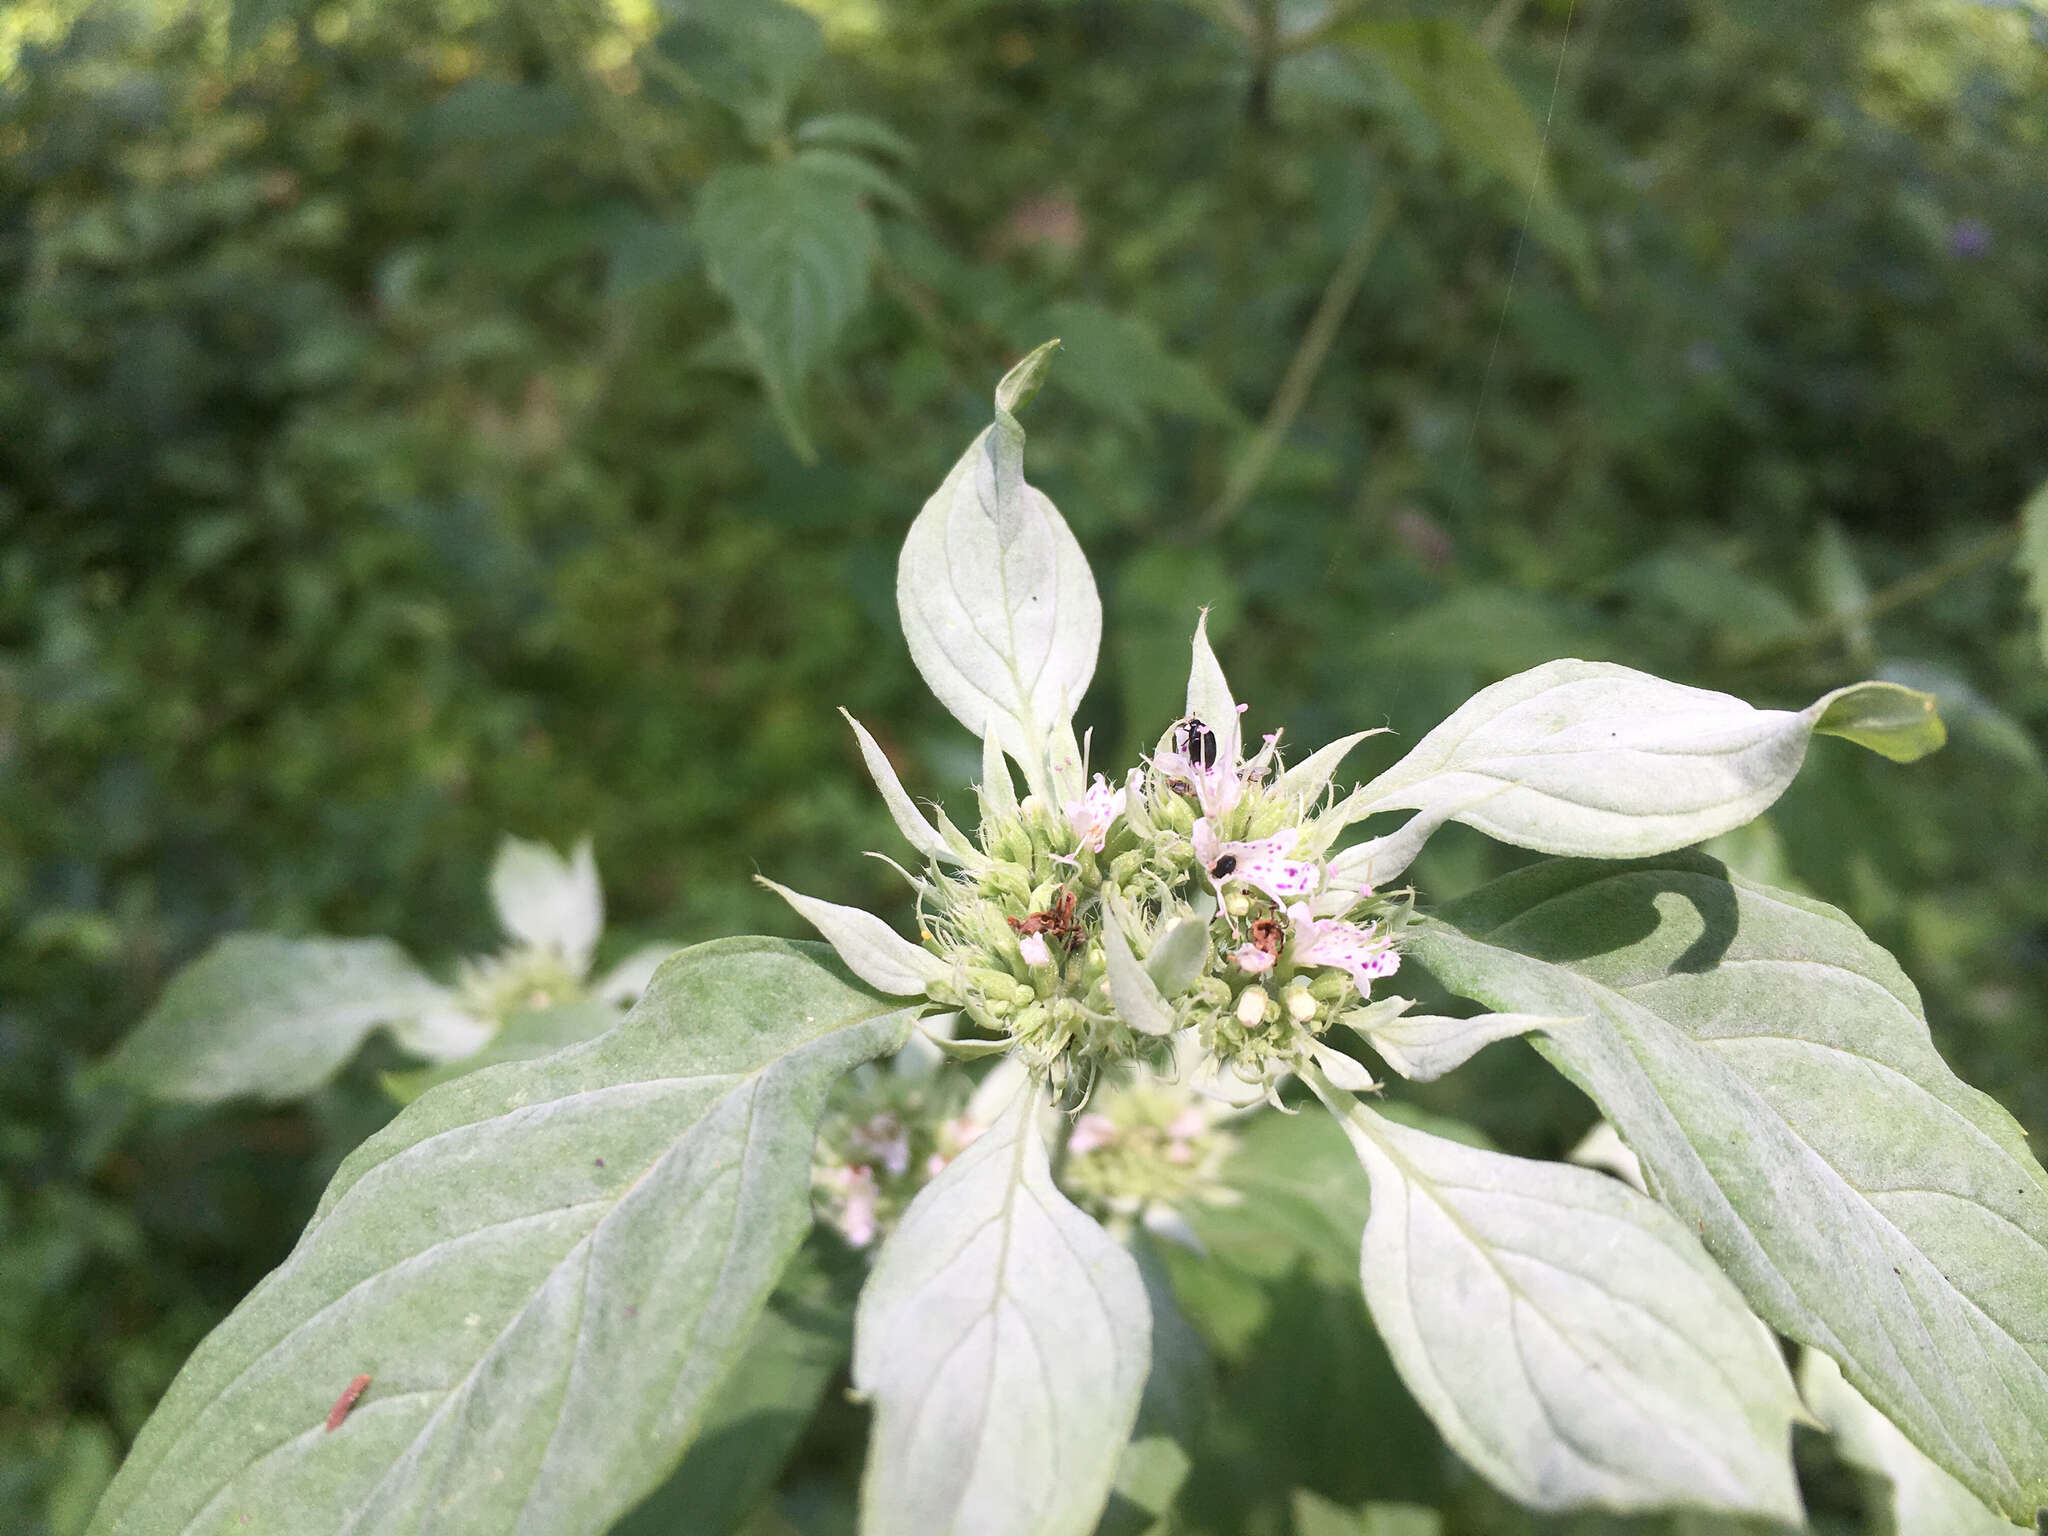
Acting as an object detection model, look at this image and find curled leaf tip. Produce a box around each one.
[995,338,1061,416]
[1811,680,1947,763]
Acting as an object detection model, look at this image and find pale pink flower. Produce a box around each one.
[1068,1113,1119,1155]
[823,1164,881,1248]
[849,1114,911,1177]
[1064,773,1127,852]
[1194,819,1322,905]
[1018,932,1053,967]
[1287,902,1399,992]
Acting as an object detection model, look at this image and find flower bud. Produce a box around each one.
[1285,985,1318,1023]
[1235,986,1271,1028]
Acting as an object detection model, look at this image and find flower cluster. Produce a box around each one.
[903,635,1406,1106]
[809,1061,991,1250]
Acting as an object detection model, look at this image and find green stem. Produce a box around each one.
[1194,194,1398,539]
[1733,525,2022,665]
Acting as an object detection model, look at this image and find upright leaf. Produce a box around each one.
[90,939,912,1536]
[96,934,450,1103]
[1408,856,2048,1523]
[854,1076,1151,1536]
[896,343,1102,790]
[1309,1082,1803,1521]
[697,163,877,461]
[1336,661,1942,859]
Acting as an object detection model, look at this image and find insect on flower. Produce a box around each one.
[1173,717,1219,769]
[1007,890,1084,951]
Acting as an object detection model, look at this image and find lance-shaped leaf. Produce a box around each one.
[1799,1351,2011,1536]
[854,1075,1151,1536]
[1345,1001,1568,1083]
[491,835,604,974]
[1406,855,2048,1523]
[96,934,452,1103]
[89,938,913,1536]
[897,342,1101,794]
[1273,729,1384,812]
[1101,902,1177,1037]
[613,1245,856,1536]
[1336,661,1943,860]
[1307,1079,1805,1521]
[841,709,977,868]
[758,877,945,997]
[1185,609,1240,762]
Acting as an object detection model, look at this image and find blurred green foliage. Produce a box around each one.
[2,0,2044,1529]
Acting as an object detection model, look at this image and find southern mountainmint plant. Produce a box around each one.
[91,344,2047,1535]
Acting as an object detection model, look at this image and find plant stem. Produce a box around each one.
[1735,525,2022,664]
[1194,194,1399,539]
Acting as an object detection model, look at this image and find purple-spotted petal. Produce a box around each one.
[1290,906,1400,992]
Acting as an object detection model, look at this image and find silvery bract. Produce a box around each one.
[93,347,2043,1536]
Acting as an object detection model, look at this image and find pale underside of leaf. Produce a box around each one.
[896,422,1100,786]
[854,1077,1151,1536]
[97,933,451,1104]
[1407,856,2048,1524]
[757,878,944,997]
[1800,1350,2013,1534]
[1312,1081,1804,1522]
[1341,660,1935,860]
[90,939,913,1536]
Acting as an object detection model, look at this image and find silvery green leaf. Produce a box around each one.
[1101,903,1178,1037]
[1304,1039,1377,1092]
[1799,1351,2011,1536]
[1319,789,1503,890]
[1143,914,1211,999]
[89,939,913,1536]
[97,934,451,1103]
[1185,609,1240,760]
[854,1075,1151,1536]
[1273,729,1385,811]
[613,1246,854,1536]
[897,342,1101,794]
[1097,1239,1208,1536]
[491,834,604,973]
[757,878,944,997]
[1566,1120,1646,1193]
[1347,1005,1568,1082]
[1407,855,2048,1523]
[1341,661,1944,859]
[1311,1083,1804,1521]
[842,709,974,867]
